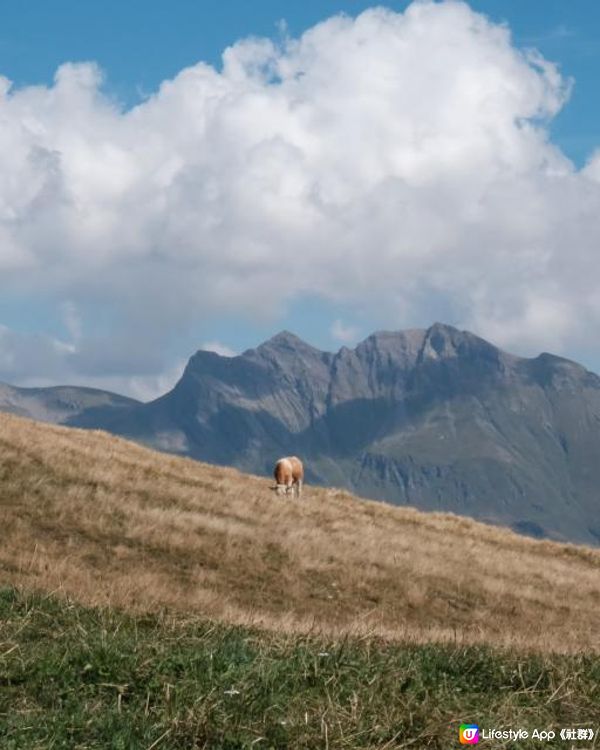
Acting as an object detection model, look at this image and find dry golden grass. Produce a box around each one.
[1,411,599,652]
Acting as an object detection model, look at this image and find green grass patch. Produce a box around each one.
[0,587,599,748]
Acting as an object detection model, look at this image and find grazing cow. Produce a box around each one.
[273,456,304,498]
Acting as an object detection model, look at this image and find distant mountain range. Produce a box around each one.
[0,382,138,425]
[3,323,600,545]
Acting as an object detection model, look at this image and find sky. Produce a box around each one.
[1,0,600,399]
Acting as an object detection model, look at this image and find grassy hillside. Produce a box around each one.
[1,411,600,651]
[2,588,599,749]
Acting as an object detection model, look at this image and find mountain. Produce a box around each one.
[0,382,139,425]
[49,323,600,546]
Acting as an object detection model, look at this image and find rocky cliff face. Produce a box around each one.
[4,323,600,545]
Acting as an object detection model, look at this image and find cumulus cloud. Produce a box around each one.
[2,0,600,394]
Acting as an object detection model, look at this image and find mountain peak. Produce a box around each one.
[267,330,306,346]
[419,322,464,360]
[254,330,323,355]
[427,321,461,334]
[418,322,506,363]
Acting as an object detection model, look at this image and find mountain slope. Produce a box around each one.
[1,411,600,651]
[71,324,600,546]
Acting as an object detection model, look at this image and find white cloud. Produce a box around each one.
[112,360,187,402]
[0,325,186,401]
[2,0,600,389]
[60,301,83,342]
[201,341,236,357]
[0,325,74,379]
[330,319,361,344]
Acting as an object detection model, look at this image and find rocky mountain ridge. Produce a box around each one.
[3,323,600,545]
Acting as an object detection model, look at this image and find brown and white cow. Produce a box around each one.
[273,456,304,498]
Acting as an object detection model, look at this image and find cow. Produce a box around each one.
[273,456,304,498]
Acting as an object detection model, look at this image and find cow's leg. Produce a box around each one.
[295,479,303,498]
[286,480,293,497]
[276,483,286,496]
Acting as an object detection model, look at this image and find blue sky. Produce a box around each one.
[1,1,600,397]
